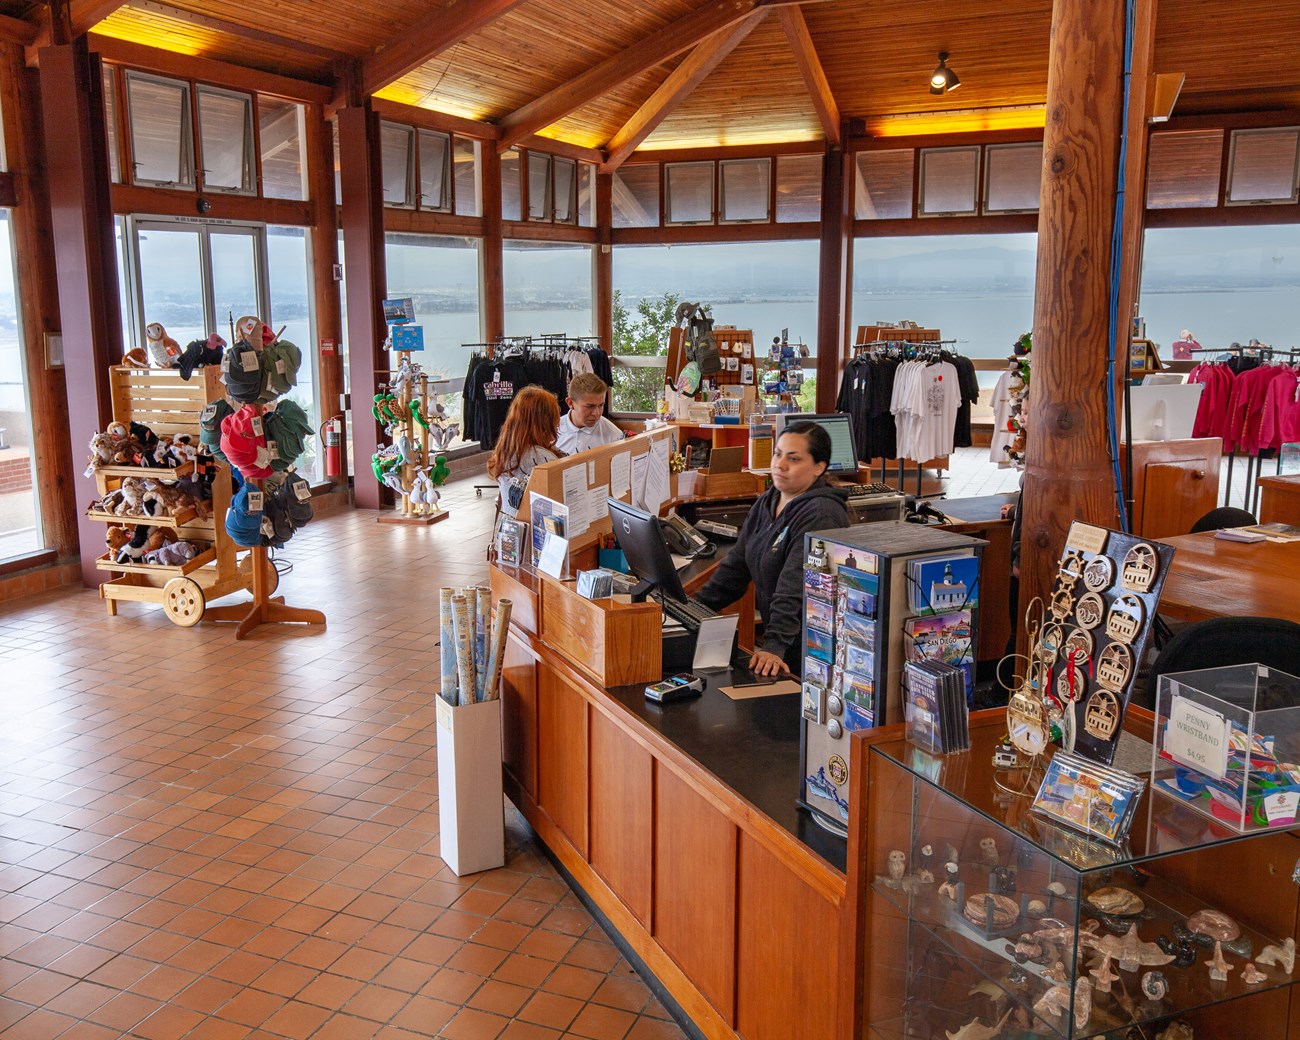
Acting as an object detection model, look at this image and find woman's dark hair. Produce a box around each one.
[780,420,833,469]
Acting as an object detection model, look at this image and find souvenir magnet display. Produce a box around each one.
[1106,594,1145,643]
[1122,542,1159,591]
[1075,592,1105,630]
[1083,555,1114,591]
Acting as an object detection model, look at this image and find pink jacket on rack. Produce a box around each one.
[1258,367,1300,452]
[1188,363,1234,441]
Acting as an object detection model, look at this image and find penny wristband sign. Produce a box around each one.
[1164,691,1231,781]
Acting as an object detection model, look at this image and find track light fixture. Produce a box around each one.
[929,53,960,95]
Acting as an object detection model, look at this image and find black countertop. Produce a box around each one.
[605,668,848,873]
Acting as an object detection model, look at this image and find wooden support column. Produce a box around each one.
[815,144,850,412]
[0,47,77,561]
[595,171,613,352]
[337,102,387,510]
[39,39,122,585]
[1021,0,1126,618]
[481,143,505,343]
[306,102,347,488]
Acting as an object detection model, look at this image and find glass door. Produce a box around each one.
[0,211,42,561]
[209,226,261,343]
[134,222,206,344]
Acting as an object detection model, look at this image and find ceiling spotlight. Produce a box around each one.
[930,53,960,95]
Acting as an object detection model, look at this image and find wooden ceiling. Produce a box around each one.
[10,0,1300,156]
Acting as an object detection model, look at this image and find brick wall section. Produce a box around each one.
[0,456,32,493]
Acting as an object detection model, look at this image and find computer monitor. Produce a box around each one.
[607,497,689,603]
[775,413,858,473]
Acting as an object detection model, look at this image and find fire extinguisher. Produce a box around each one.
[322,415,345,478]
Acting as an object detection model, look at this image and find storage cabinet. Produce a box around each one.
[1121,438,1222,538]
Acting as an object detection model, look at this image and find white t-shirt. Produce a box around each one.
[556,413,623,455]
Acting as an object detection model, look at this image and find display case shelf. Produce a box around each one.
[84,508,211,529]
[860,720,1300,1040]
[95,547,216,577]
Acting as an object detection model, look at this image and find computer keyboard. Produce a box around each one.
[842,482,898,497]
[661,595,718,632]
[696,518,739,540]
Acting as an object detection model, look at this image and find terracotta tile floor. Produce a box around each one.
[0,476,687,1040]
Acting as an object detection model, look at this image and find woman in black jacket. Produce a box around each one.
[697,421,850,677]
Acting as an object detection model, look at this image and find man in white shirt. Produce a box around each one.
[556,372,624,454]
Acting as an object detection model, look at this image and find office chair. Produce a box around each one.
[1136,616,1300,709]
[1189,506,1256,533]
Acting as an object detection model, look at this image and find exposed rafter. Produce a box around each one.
[129,1,348,64]
[26,0,126,60]
[347,0,530,108]
[601,11,767,174]
[0,12,37,46]
[775,5,839,146]
[496,0,827,153]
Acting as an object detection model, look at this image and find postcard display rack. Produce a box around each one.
[799,522,985,832]
[88,366,253,626]
[863,726,1300,1040]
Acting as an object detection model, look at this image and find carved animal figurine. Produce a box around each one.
[887,850,907,880]
[1090,924,1174,973]
[1242,962,1267,985]
[945,1008,1011,1040]
[1205,941,1233,982]
[1033,984,1070,1020]
[1073,977,1092,1030]
[1089,953,1118,992]
[979,837,999,865]
[1258,937,1297,975]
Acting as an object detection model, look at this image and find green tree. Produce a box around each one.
[610,289,680,413]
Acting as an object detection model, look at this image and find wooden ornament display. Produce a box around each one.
[371,351,454,526]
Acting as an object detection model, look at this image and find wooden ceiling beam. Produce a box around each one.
[600,11,767,174]
[352,0,529,105]
[496,0,825,153]
[775,5,839,146]
[0,12,37,46]
[26,0,126,60]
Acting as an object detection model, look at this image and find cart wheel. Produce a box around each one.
[162,577,205,627]
[238,553,280,596]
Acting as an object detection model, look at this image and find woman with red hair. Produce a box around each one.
[488,385,565,512]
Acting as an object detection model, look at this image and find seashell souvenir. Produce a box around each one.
[1047,881,1068,898]
[1258,937,1297,975]
[1084,689,1123,740]
[1027,899,1047,916]
[1186,909,1241,942]
[1242,962,1267,985]
[1083,555,1114,591]
[1087,886,1144,916]
[1073,977,1092,1030]
[1121,542,1159,592]
[1096,642,1134,694]
[1205,940,1233,981]
[963,892,1019,930]
[1075,592,1106,630]
[1105,593,1145,643]
[1141,970,1168,1000]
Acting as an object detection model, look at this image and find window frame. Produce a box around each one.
[124,70,196,189]
[194,83,257,196]
[1226,126,1300,206]
[664,160,717,226]
[918,145,982,217]
[982,142,1042,215]
[718,157,772,224]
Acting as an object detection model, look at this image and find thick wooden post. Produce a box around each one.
[480,144,505,343]
[0,49,78,563]
[39,40,122,585]
[306,102,347,488]
[1021,0,1126,618]
[594,171,613,352]
[815,144,850,413]
[337,102,387,509]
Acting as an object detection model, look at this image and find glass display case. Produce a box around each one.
[863,723,1300,1039]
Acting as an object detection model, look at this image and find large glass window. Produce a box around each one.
[197,86,254,193]
[380,122,415,207]
[135,224,206,343]
[919,147,980,216]
[1139,224,1300,348]
[503,241,593,338]
[268,226,319,478]
[612,165,659,227]
[419,130,451,211]
[719,158,771,223]
[665,162,714,224]
[501,149,522,221]
[612,240,820,411]
[126,72,194,187]
[0,211,41,560]
[210,228,261,335]
[852,232,1037,360]
[259,98,307,201]
[453,138,481,217]
[384,233,482,445]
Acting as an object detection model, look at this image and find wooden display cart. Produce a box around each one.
[87,366,255,627]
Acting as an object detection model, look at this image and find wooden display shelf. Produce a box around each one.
[85,509,214,530]
[95,546,216,577]
[537,574,662,688]
[92,460,195,481]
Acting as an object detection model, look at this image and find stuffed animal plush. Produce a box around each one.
[113,477,150,516]
[144,541,199,566]
[122,347,150,368]
[144,322,181,368]
[142,483,195,518]
[104,525,133,558]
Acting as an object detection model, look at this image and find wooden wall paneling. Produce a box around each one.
[480,142,504,343]
[537,664,589,856]
[1021,0,1126,618]
[653,763,737,1024]
[735,830,840,1040]
[306,101,345,486]
[0,48,78,561]
[587,708,652,925]
[815,146,849,413]
[500,628,539,800]
[594,171,612,351]
[109,183,312,225]
[337,102,388,509]
[39,40,123,585]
